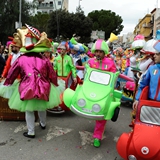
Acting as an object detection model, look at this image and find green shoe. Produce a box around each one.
[93,138,101,148]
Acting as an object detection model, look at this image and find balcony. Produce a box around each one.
[38,3,54,9]
[136,28,140,32]
[142,23,153,28]
[150,20,154,24]
[144,31,153,39]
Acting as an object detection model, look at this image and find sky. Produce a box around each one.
[68,0,159,35]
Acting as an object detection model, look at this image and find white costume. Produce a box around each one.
[127,53,140,79]
[138,38,158,84]
[70,54,84,79]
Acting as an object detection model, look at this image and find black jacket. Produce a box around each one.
[0,55,5,76]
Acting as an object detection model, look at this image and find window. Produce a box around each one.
[50,2,53,7]
[58,1,61,5]
[89,71,111,85]
[140,106,160,125]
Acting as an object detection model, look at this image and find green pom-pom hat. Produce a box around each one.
[91,39,109,55]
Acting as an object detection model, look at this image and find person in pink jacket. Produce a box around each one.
[3,24,63,138]
[88,39,117,147]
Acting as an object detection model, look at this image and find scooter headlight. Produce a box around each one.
[77,99,86,107]
[92,104,101,113]
[128,155,137,160]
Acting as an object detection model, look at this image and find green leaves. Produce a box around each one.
[0,0,32,44]
[47,9,92,43]
[88,9,124,39]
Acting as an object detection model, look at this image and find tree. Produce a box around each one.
[47,9,92,43]
[0,0,34,44]
[30,12,50,33]
[88,9,124,39]
[73,9,92,43]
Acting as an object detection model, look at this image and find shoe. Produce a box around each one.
[39,123,46,130]
[93,138,101,148]
[23,132,35,138]
[47,106,65,114]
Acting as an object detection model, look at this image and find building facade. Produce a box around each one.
[153,8,160,37]
[133,14,152,41]
[34,0,68,14]
[120,8,160,47]
[91,30,105,40]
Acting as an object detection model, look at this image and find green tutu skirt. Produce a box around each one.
[0,79,19,99]
[8,82,65,112]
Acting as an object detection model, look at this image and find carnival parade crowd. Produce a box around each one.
[0,24,160,159]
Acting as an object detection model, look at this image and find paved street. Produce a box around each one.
[0,104,132,160]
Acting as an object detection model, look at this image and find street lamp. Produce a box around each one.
[19,0,22,28]
[78,0,81,8]
[54,0,64,42]
[61,0,64,9]
[77,0,82,13]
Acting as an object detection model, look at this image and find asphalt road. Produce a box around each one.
[0,103,132,160]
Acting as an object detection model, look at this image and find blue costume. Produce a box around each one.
[135,64,160,101]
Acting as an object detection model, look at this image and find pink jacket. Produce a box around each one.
[88,57,117,73]
[4,53,58,101]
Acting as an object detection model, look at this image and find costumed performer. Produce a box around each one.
[138,38,157,84]
[69,41,84,80]
[0,53,5,76]
[47,41,77,113]
[3,24,63,138]
[126,34,146,79]
[88,39,117,147]
[132,50,160,111]
[0,34,23,99]
[130,41,160,128]
[43,48,54,66]
[129,39,157,127]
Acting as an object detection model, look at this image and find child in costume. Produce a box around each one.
[129,39,158,125]
[138,39,157,84]
[117,51,160,160]
[69,38,89,79]
[113,47,124,72]
[113,47,125,90]
[87,39,117,147]
[126,35,146,79]
[133,39,160,110]
[3,24,63,138]
[123,48,131,75]
[69,42,85,80]
[132,51,160,110]
[47,41,77,113]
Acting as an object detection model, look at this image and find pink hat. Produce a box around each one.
[6,41,12,48]
[124,81,135,91]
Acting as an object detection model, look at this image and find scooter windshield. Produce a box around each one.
[89,71,111,85]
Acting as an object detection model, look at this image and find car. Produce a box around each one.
[117,86,160,160]
[63,64,122,121]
